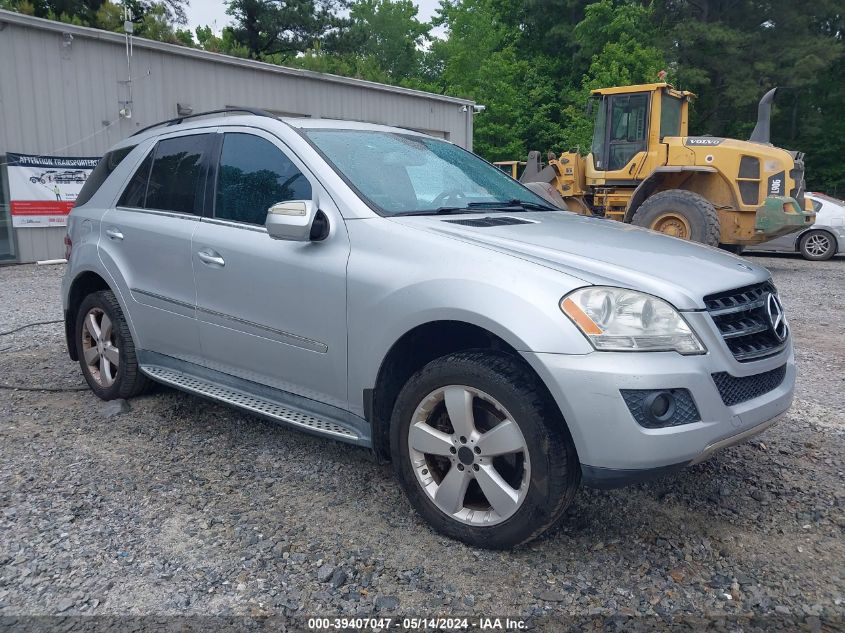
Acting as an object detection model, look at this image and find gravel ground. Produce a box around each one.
[0,255,843,630]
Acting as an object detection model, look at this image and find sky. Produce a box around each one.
[185,0,443,34]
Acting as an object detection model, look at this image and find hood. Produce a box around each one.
[391,211,770,310]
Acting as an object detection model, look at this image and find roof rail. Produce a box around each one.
[131,107,276,137]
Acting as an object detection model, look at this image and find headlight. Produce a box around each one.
[560,287,706,354]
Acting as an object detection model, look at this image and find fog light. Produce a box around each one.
[620,388,701,429]
[644,391,675,423]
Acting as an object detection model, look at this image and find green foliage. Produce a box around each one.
[3,0,843,192]
[224,0,351,60]
[347,0,430,80]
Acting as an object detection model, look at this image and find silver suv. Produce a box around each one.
[62,110,795,548]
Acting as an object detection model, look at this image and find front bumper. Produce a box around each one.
[754,195,815,240]
[523,316,795,488]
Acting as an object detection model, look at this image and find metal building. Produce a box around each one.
[0,10,476,264]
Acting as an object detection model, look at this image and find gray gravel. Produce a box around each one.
[0,255,843,626]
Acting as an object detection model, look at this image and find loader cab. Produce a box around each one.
[587,83,692,184]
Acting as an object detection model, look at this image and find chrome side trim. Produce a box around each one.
[202,217,268,233]
[197,306,328,353]
[116,206,200,221]
[130,288,327,353]
[130,288,195,311]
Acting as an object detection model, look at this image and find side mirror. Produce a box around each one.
[265,200,328,241]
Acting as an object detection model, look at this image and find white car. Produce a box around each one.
[746,192,845,260]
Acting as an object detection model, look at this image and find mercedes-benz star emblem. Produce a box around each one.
[766,293,788,342]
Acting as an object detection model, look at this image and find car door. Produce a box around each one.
[192,128,350,409]
[99,130,215,362]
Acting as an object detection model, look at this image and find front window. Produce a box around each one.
[591,93,649,172]
[607,93,648,171]
[303,130,554,215]
[215,133,311,226]
[591,96,607,170]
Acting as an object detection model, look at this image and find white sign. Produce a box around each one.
[7,153,100,228]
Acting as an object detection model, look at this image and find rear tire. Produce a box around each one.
[799,230,836,261]
[75,290,150,401]
[632,189,720,246]
[390,350,580,549]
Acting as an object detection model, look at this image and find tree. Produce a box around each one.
[225,0,350,60]
[292,0,430,84]
[348,0,430,80]
[0,0,189,40]
[656,0,844,191]
[430,0,531,159]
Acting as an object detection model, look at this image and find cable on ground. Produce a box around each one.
[0,319,87,392]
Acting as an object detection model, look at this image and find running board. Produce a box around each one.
[141,364,362,442]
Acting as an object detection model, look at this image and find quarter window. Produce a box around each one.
[145,134,212,214]
[76,145,135,208]
[214,133,311,226]
[660,93,683,139]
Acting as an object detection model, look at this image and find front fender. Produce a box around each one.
[346,275,593,418]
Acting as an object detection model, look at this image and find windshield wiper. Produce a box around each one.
[465,199,557,212]
[392,207,476,216]
[391,199,558,217]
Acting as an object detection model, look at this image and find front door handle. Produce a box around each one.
[105,227,124,241]
[197,249,225,267]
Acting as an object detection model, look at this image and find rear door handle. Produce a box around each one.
[197,249,225,267]
[105,227,124,241]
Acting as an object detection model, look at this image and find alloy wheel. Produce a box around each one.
[408,385,530,526]
[804,233,832,257]
[80,307,119,387]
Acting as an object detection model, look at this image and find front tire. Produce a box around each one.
[632,189,720,246]
[799,230,836,261]
[390,350,580,549]
[75,290,150,400]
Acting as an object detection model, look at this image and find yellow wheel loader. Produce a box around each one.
[497,83,815,247]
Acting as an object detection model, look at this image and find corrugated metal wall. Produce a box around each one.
[0,11,475,263]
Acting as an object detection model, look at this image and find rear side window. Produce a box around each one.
[118,152,153,208]
[214,133,311,225]
[144,134,212,215]
[74,146,135,207]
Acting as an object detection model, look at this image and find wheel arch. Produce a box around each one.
[368,320,571,463]
[624,166,728,223]
[65,270,113,361]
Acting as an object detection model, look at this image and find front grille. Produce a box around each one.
[444,216,531,227]
[712,364,787,406]
[704,281,787,362]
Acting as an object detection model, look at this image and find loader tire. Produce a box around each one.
[632,190,720,247]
